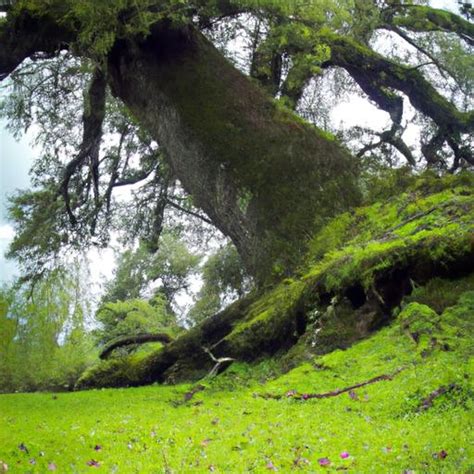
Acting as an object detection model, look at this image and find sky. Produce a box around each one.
[0,122,35,283]
[0,0,459,287]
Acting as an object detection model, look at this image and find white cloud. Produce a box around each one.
[331,96,390,132]
[0,224,15,240]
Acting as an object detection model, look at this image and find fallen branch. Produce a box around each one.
[99,333,173,359]
[202,346,235,378]
[419,383,459,411]
[259,368,405,400]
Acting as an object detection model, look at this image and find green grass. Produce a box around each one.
[2,291,473,473]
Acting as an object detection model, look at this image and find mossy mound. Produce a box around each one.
[77,173,474,389]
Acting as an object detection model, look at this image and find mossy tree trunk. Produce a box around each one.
[106,23,359,281]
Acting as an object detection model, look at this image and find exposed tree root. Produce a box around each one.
[258,368,405,400]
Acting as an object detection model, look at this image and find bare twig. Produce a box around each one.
[202,346,235,378]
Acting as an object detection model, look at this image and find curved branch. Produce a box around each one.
[447,135,474,170]
[113,166,155,187]
[166,198,214,226]
[57,68,107,225]
[380,125,416,166]
[0,8,73,81]
[100,333,174,359]
[421,128,446,166]
[320,32,473,135]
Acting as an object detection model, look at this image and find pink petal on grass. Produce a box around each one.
[86,459,101,468]
[318,457,331,467]
[266,461,278,471]
[340,451,350,459]
[48,463,57,471]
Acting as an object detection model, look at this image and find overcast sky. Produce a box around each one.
[0,122,35,283]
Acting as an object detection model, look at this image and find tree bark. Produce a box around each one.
[106,23,360,281]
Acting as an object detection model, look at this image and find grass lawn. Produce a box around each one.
[2,292,473,473]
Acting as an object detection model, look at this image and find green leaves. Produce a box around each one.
[0,266,95,392]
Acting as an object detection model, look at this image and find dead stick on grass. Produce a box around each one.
[259,367,405,400]
[419,383,459,411]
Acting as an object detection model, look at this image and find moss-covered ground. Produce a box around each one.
[2,287,473,473]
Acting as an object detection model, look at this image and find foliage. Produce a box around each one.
[1,288,473,472]
[94,295,180,354]
[187,243,251,325]
[0,267,95,392]
[103,232,201,306]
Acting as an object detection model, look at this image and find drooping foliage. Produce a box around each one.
[0,265,95,392]
[94,295,180,356]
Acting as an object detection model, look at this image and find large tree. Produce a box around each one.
[1,0,472,283]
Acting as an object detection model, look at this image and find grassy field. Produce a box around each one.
[1,292,473,473]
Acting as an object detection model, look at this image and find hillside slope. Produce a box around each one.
[1,284,473,472]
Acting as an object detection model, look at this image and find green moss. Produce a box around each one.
[76,354,149,390]
[221,281,306,359]
[404,274,474,314]
[398,302,439,334]
[303,173,474,293]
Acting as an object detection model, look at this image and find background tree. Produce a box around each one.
[0,265,95,392]
[188,243,251,325]
[94,295,181,358]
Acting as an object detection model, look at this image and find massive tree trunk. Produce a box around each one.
[106,23,360,281]
[0,12,359,282]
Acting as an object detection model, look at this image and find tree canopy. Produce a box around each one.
[0,0,472,284]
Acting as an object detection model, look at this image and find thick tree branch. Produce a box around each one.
[0,9,72,81]
[320,32,473,136]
